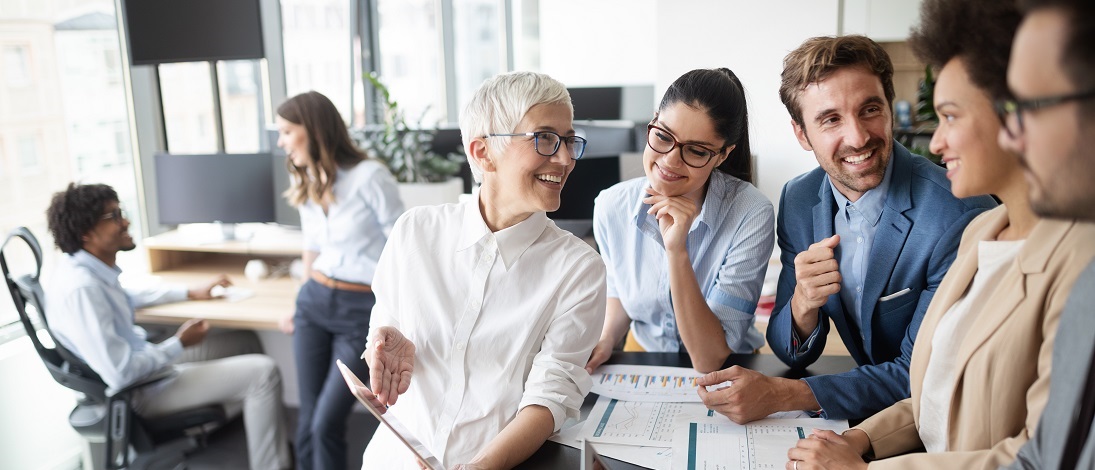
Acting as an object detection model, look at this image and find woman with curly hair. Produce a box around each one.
[785,0,1095,468]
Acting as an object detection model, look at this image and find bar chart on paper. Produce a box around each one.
[590,364,705,402]
[671,417,849,470]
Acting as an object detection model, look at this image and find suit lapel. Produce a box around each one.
[953,218,1073,370]
[860,150,913,337]
[815,180,862,359]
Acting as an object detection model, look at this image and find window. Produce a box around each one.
[0,2,140,330]
[452,0,506,116]
[282,0,353,124]
[3,45,32,87]
[219,61,262,153]
[160,62,218,153]
[375,0,446,124]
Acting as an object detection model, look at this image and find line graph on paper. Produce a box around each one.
[590,364,705,402]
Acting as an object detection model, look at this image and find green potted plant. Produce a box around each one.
[911,65,942,164]
[353,72,464,207]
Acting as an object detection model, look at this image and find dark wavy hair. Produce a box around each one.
[1019,0,1095,115]
[908,0,1021,100]
[658,68,754,184]
[46,183,118,255]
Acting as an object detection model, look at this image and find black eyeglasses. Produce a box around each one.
[646,124,726,168]
[100,207,128,224]
[482,131,587,160]
[994,88,1095,138]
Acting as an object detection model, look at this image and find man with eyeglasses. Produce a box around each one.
[357,71,605,469]
[44,183,292,470]
[698,36,996,424]
[1001,1,1095,468]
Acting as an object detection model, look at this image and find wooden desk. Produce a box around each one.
[135,228,303,330]
[518,352,859,470]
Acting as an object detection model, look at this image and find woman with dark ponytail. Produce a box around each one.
[586,68,775,374]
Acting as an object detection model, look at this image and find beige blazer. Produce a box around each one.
[855,207,1095,470]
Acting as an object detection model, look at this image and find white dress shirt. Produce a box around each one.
[298,159,404,285]
[45,250,189,394]
[361,198,607,468]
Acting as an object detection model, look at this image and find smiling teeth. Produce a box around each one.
[537,174,561,183]
[946,159,960,170]
[844,152,870,164]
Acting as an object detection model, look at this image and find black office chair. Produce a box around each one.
[1,227,229,469]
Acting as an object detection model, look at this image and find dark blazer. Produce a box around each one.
[1007,260,1095,470]
[766,141,996,420]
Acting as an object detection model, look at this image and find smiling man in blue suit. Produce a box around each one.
[696,35,996,423]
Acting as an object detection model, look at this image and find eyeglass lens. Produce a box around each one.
[534,132,586,160]
[646,125,719,168]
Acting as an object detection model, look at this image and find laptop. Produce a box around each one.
[336,360,446,470]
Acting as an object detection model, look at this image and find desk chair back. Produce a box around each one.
[2,227,228,470]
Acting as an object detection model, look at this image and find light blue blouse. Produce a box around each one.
[592,171,775,353]
[298,159,404,285]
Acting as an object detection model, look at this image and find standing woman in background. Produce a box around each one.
[586,68,775,374]
[276,91,404,470]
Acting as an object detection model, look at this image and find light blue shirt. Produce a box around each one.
[829,157,894,331]
[593,172,775,353]
[298,159,404,285]
[45,250,189,394]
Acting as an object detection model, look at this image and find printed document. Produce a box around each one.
[671,417,848,470]
[590,364,705,402]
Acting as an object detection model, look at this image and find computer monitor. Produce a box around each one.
[121,0,265,65]
[154,153,276,226]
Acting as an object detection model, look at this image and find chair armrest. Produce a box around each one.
[108,368,176,398]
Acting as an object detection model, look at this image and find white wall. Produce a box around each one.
[0,336,84,470]
[539,0,922,206]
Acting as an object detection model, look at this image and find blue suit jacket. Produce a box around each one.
[766,142,996,420]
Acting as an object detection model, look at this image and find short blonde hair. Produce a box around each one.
[458,71,572,183]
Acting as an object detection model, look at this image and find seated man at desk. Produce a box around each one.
[360,71,607,469]
[44,183,291,470]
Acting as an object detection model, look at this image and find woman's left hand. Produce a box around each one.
[643,187,699,252]
[786,429,869,470]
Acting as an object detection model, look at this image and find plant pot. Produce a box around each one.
[397,177,464,209]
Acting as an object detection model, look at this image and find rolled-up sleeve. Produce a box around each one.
[519,253,607,430]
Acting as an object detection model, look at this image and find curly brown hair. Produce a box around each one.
[46,183,118,255]
[908,0,1021,100]
[779,35,895,129]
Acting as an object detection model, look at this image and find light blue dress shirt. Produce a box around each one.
[829,158,894,331]
[45,250,189,394]
[298,159,404,285]
[593,171,775,353]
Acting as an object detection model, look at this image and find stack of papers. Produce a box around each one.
[550,365,848,470]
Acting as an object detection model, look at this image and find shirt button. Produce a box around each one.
[456,342,466,350]
[856,286,863,293]
[470,299,481,310]
[857,236,864,243]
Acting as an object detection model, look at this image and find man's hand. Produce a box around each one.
[643,187,700,253]
[585,337,615,374]
[188,274,232,300]
[786,429,869,470]
[364,326,415,406]
[696,366,815,424]
[791,235,841,336]
[175,318,210,347]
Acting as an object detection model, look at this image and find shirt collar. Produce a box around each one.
[827,155,894,227]
[456,196,548,270]
[71,249,122,283]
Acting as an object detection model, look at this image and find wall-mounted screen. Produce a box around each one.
[122,0,265,65]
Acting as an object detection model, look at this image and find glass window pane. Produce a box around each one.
[160,62,217,153]
[376,0,445,125]
[1,2,141,328]
[218,60,262,153]
[453,0,505,118]
[281,0,353,124]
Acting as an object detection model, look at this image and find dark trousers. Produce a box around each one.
[292,279,373,470]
